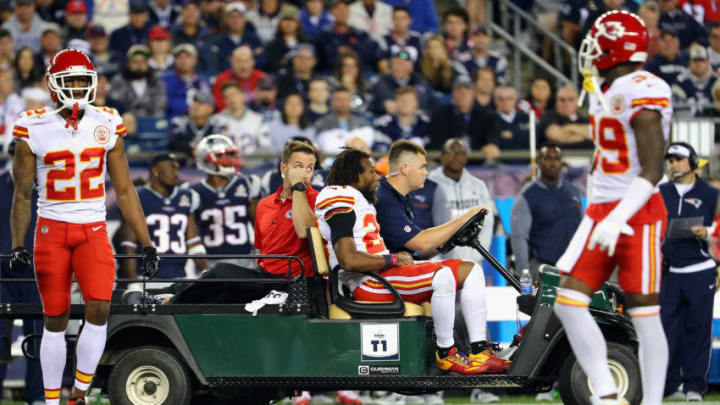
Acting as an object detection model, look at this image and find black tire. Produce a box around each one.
[108,345,193,405]
[558,341,641,405]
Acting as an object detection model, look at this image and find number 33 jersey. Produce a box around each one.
[12,107,126,223]
[588,70,672,204]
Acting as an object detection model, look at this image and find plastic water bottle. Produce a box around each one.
[519,269,533,295]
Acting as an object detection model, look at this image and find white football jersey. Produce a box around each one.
[316,185,389,291]
[13,106,126,223]
[588,70,672,204]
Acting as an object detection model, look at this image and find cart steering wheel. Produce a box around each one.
[438,208,488,254]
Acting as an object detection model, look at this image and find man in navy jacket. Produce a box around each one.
[659,142,720,401]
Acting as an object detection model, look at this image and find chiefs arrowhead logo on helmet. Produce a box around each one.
[579,10,649,72]
[46,48,97,110]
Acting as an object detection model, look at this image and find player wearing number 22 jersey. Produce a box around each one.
[554,11,671,405]
[10,49,157,405]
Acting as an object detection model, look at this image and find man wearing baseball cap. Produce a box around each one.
[109,0,153,57]
[64,0,88,42]
[658,142,720,401]
[368,46,433,116]
[211,2,263,72]
[674,44,717,116]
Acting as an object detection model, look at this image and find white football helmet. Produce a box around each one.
[195,134,242,176]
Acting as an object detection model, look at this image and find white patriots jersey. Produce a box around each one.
[13,106,126,223]
[315,185,389,291]
[588,70,672,204]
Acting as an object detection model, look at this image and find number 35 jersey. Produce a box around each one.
[12,107,126,223]
[588,70,672,204]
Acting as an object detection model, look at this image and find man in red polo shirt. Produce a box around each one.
[254,140,319,278]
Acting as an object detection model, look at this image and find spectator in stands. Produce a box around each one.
[373,86,430,152]
[368,47,433,115]
[348,0,393,41]
[169,89,223,155]
[639,0,661,58]
[382,0,438,32]
[518,77,552,120]
[460,25,507,85]
[580,0,628,40]
[211,2,263,73]
[38,23,61,68]
[315,86,373,154]
[213,46,267,111]
[659,0,708,48]
[172,0,212,75]
[420,34,467,94]
[708,23,720,71]
[3,0,44,53]
[12,47,43,91]
[306,76,330,123]
[87,26,121,78]
[199,0,224,33]
[540,85,592,149]
[299,0,332,38]
[248,76,280,122]
[681,0,720,24]
[277,43,316,101]
[35,0,64,25]
[559,0,590,48]
[94,70,129,115]
[316,0,378,72]
[377,6,423,72]
[163,43,210,119]
[149,0,181,28]
[674,44,718,116]
[0,68,23,151]
[328,51,368,112]
[473,67,496,110]
[443,8,470,61]
[94,0,130,34]
[148,25,174,77]
[110,0,153,59]
[109,45,168,117]
[429,78,500,159]
[0,30,14,71]
[64,0,89,43]
[247,0,300,44]
[646,30,687,88]
[510,144,583,279]
[268,92,315,152]
[215,81,270,157]
[428,138,494,262]
[263,8,305,73]
[493,86,531,155]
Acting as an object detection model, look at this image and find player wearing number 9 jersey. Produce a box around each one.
[10,49,156,405]
[554,11,670,405]
[186,135,260,269]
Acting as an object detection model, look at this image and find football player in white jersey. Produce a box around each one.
[316,148,497,375]
[9,49,158,405]
[554,11,671,405]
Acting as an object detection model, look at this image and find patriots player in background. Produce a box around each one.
[187,134,261,269]
[554,11,671,405]
[120,153,208,281]
[10,49,158,405]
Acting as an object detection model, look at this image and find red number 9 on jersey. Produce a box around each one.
[589,115,630,174]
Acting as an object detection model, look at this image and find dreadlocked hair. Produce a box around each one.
[326,147,371,187]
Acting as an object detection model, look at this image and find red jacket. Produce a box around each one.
[212,68,267,111]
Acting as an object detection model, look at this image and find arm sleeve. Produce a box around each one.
[510,194,532,272]
[477,181,494,250]
[325,209,356,245]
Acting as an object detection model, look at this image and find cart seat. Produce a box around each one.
[307,227,425,319]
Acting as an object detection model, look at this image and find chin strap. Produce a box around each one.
[64,103,80,130]
[578,68,610,112]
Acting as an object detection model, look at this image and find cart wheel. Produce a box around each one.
[558,342,641,405]
[108,346,192,405]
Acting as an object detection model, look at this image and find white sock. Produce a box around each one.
[554,288,617,398]
[628,305,667,405]
[431,267,456,348]
[460,263,487,343]
[74,322,108,392]
[40,328,66,405]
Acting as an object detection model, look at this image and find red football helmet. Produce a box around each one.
[46,48,97,110]
[195,134,243,176]
[578,10,649,73]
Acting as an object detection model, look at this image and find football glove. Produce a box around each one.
[140,246,160,279]
[9,247,31,272]
[587,218,634,257]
